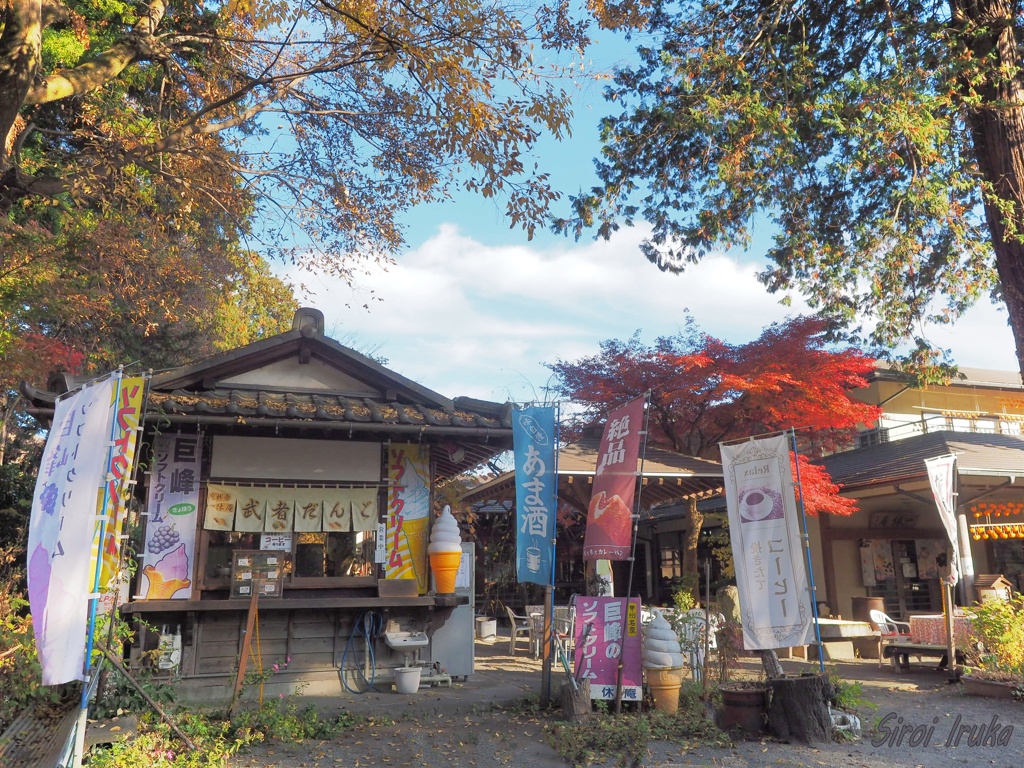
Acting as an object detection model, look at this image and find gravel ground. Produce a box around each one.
[236,655,1023,768]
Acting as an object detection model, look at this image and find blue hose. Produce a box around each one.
[341,611,384,693]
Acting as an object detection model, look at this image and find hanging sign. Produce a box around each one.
[386,443,430,592]
[513,406,557,585]
[720,434,813,650]
[139,433,203,600]
[924,454,960,585]
[583,396,645,561]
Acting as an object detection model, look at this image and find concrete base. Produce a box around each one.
[807,641,857,662]
[852,636,880,660]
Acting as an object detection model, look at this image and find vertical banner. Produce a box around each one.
[573,596,642,701]
[386,443,430,592]
[720,435,813,650]
[139,433,203,600]
[512,406,557,585]
[27,377,116,685]
[97,376,146,609]
[583,396,645,561]
[924,454,960,585]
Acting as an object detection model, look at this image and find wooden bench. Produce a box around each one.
[881,641,966,672]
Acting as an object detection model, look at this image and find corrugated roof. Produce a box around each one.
[462,437,723,510]
[819,430,1024,489]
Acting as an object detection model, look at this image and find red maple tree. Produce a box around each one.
[548,316,877,587]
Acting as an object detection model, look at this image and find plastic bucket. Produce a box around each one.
[476,617,497,641]
[394,666,421,694]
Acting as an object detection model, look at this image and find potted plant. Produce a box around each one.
[714,619,769,732]
[962,593,1024,700]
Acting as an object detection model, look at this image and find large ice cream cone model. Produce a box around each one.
[643,609,686,713]
[646,666,685,714]
[428,505,462,594]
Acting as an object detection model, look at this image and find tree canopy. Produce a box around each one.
[548,315,881,465]
[1,0,627,269]
[559,0,1024,376]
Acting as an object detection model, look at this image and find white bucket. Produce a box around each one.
[393,666,421,694]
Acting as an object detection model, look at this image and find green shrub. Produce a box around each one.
[971,594,1024,678]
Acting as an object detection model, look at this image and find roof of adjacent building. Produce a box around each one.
[462,436,724,510]
[819,430,1024,489]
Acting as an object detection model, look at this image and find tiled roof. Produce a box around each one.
[147,389,510,430]
[819,430,1024,489]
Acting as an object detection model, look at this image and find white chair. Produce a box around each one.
[870,608,911,669]
[505,605,533,657]
[678,609,713,682]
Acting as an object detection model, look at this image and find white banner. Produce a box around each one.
[27,377,116,685]
[140,434,203,600]
[720,435,813,650]
[924,454,959,585]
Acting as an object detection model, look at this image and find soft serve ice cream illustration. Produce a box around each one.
[428,505,462,593]
[143,543,192,599]
[643,608,686,713]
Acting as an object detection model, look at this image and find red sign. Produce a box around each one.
[583,396,645,561]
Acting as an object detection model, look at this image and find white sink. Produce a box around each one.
[383,631,429,649]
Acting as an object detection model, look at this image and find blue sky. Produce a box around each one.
[287,33,1020,404]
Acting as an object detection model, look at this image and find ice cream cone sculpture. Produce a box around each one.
[643,609,685,713]
[428,505,462,594]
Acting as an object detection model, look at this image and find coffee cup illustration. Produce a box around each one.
[526,546,542,572]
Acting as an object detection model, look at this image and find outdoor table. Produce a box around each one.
[909,613,975,645]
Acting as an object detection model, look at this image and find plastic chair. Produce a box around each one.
[870,609,911,669]
[505,605,533,656]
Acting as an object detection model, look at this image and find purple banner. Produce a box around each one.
[573,596,642,701]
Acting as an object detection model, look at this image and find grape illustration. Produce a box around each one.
[147,524,181,554]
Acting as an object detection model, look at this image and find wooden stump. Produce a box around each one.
[559,679,592,722]
[766,674,832,743]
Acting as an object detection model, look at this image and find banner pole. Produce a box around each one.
[615,392,651,714]
[542,404,561,707]
[70,369,126,768]
[789,428,825,674]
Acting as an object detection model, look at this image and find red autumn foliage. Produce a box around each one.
[548,316,880,516]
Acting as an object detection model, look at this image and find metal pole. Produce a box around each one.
[72,369,125,768]
[790,428,825,674]
[540,404,561,707]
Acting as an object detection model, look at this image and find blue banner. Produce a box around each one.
[513,406,557,585]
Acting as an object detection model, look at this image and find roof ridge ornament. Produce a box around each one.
[292,307,325,336]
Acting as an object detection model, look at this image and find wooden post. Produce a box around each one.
[229,591,259,717]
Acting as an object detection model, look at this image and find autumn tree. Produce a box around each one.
[547,315,879,590]
[0,0,629,271]
[560,0,1024,377]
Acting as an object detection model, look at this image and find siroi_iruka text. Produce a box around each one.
[872,712,1014,748]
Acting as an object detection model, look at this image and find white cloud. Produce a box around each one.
[292,225,824,402]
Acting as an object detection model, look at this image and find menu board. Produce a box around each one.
[231,550,287,599]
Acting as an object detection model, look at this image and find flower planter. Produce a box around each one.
[962,676,1021,700]
[718,684,768,733]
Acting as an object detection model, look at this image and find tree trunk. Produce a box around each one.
[766,674,832,743]
[681,497,702,603]
[953,0,1024,376]
[0,0,42,166]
